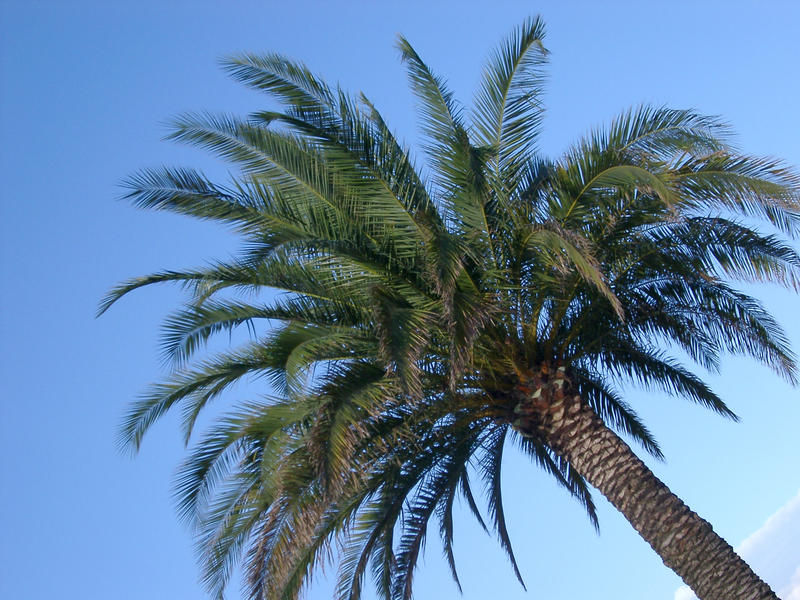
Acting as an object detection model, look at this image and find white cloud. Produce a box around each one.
[674,489,800,600]
[674,586,697,600]
[782,566,800,600]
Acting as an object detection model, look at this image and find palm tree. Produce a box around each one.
[102,17,800,600]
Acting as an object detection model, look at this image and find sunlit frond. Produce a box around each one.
[473,16,548,186]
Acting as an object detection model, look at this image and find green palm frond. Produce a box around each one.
[480,426,526,589]
[119,341,284,450]
[597,343,737,419]
[160,299,269,367]
[397,36,498,262]
[473,16,548,186]
[98,269,212,316]
[122,167,271,232]
[523,225,623,318]
[396,35,464,174]
[674,152,800,235]
[222,52,335,109]
[608,105,730,160]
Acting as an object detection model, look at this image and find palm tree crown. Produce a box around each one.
[102,17,800,600]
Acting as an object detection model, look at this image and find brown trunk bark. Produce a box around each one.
[511,366,777,600]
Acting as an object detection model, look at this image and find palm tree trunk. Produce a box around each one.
[511,369,777,600]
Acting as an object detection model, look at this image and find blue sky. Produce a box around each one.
[1,2,799,599]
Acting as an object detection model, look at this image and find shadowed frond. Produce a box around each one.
[480,427,526,589]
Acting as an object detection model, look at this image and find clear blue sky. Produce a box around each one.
[1,2,799,599]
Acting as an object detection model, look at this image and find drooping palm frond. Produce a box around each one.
[479,426,526,588]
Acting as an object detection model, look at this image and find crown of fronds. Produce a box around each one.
[101,16,800,600]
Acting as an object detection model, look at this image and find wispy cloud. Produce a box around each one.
[674,490,800,600]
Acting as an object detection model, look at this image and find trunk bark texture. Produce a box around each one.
[511,365,777,600]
